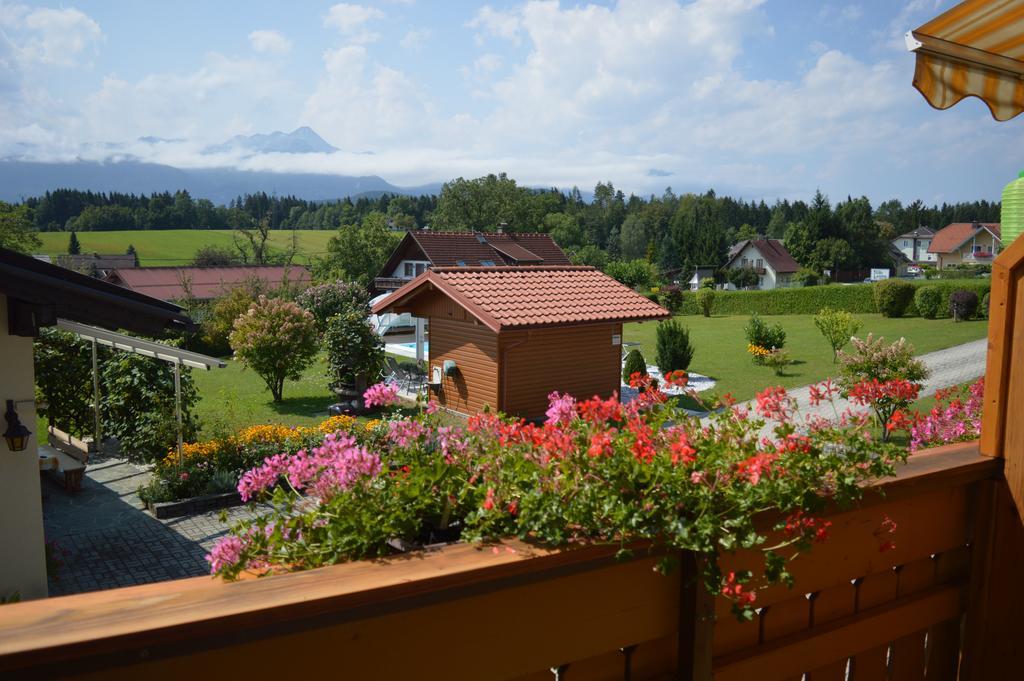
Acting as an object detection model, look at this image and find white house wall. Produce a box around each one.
[0,294,48,601]
[729,243,779,289]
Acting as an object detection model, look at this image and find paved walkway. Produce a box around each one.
[42,453,260,596]
[728,338,988,429]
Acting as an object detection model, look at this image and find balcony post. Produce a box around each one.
[677,551,714,681]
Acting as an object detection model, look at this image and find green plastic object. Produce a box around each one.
[1000,170,1024,247]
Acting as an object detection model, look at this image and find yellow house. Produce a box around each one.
[0,247,191,600]
[927,222,1001,269]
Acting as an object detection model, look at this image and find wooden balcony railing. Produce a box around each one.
[1,226,1022,680]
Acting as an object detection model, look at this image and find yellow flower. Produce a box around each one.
[747,343,770,357]
[319,414,357,434]
[363,419,381,432]
[237,424,297,446]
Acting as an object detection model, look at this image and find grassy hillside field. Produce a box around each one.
[37,229,335,266]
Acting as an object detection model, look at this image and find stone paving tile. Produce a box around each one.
[42,455,261,597]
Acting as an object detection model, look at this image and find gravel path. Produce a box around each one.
[712,338,988,428]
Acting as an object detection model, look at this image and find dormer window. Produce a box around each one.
[404,263,414,277]
[456,260,467,267]
[480,260,496,267]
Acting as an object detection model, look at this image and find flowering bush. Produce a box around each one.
[910,379,983,451]
[848,379,920,442]
[744,313,786,352]
[838,335,928,442]
[763,348,791,376]
[229,296,318,402]
[208,375,907,619]
[296,281,371,336]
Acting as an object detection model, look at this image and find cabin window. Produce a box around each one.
[456,260,466,267]
[415,263,426,275]
[480,260,496,267]
[404,263,414,277]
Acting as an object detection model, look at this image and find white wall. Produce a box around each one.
[729,243,779,289]
[0,294,48,601]
[389,260,430,279]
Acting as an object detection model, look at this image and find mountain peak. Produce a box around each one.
[204,127,338,155]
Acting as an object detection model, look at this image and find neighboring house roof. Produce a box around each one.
[0,247,191,336]
[372,266,670,332]
[103,265,311,301]
[56,254,138,273]
[377,231,570,277]
[928,223,1001,254]
[725,239,800,274]
[895,227,935,240]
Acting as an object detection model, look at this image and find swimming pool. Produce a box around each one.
[385,341,429,359]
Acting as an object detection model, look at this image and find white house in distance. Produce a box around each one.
[928,222,1002,269]
[724,238,800,290]
[891,227,937,264]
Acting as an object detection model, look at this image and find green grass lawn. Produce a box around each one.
[623,314,988,403]
[37,229,335,266]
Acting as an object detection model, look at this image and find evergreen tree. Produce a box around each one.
[68,231,81,255]
[126,243,139,266]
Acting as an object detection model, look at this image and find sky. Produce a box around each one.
[1,0,1021,204]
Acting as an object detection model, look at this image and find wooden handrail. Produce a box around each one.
[0,441,1000,677]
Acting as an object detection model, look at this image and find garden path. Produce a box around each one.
[41,454,261,596]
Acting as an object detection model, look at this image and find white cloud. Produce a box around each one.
[0,4,103,67]
[248,29,292,54]
[400,28,431,51]
[325,3,385,42]
[467,5,522,45]
[460,53,503,82]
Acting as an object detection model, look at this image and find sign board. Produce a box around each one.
[611,334,621,346]
[870,268,891,281]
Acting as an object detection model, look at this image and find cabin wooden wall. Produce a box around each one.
[429,317,500,416]
[500,322,623,420]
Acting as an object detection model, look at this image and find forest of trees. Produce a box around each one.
[11,174,1002,279]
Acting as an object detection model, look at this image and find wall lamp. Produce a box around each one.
[3,400,31,452]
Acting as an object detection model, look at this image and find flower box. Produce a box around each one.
[146,490,243,519]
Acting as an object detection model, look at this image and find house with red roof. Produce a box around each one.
[372,266,668,420]
[372,229,570,294]
[103,265,311,302]
[724,239,800,289]
[928,222,1001,269]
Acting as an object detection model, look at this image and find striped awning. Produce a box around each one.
[907,0,1024,121]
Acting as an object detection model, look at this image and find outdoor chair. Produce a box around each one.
[383,357,409,390]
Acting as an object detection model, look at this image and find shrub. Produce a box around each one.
[659,284,684,313]
[872,279,915,317]
[794,267,821,287]
[324,310,385,393]
[34,328,95,437]
[101,345,200,461]
[655,319,694,372]
[981,292,991,319]
[229,296,318,402]
[622,348,648,382]
[727,266,760,289]
[745,313,786,350]
[913,286,943,319]
[813,308,862,361]
[764,348,791,376]
[605,259,656,290]
[949,290,979,321]
[695,288,716,317]
[911,379,984,451]
[297,281,371,336]
[201,283,266,356]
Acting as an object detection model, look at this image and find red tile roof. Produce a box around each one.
[379,231,570,276]
[726,239,800,274]
[372,266,670,332]
[928,223,1001,254]
[103,265,311,301]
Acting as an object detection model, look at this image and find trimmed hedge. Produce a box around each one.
[913,286,943,319]
[671,280,990,317]
[873,279,916,318]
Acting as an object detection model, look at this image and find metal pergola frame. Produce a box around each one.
[55,319,226,463]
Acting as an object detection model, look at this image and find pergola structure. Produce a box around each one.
[55,320,225,463]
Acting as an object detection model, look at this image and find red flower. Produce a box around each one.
[755,386,792,421]
[483,487,495,511]
[588,430,615,458]
[736,452,777,485]
[663,370,689,387]
[670,433,697,465]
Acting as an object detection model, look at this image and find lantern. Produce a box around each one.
[3,400,31,452]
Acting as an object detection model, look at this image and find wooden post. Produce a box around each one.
[677,552,714,680]
[980,235,1024,520]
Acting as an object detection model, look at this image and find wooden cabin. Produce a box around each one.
[372,266,669,419]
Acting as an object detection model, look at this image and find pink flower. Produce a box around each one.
[426,399,440,415]
[755,386,793,421]
[545,391,576,426]
[206,535,245,573]
[364,382,400,408]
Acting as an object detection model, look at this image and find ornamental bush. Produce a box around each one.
[745,313,786,350]
[695,287,716,318]
[605,259,656,290]
[813,307,862,362]
[34,328,95,437]
[910,379,984,451]
[659,284,684,313]
[297,281,371,336]
[208,378,907,621]
[981,292,991,319]
[229,296,318,402]
[201,282,265,356]
[655,319,694,372]
[949,290,979,322]
[872,279,915,318]
[324,310,385,393]
[622,348,648,382]
[913,286,943,319]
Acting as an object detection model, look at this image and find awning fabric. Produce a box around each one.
[907,0,1024,121]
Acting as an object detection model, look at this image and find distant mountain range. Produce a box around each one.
[0,126,446,203]
[0,159,442,204]
[202,127,342,155]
